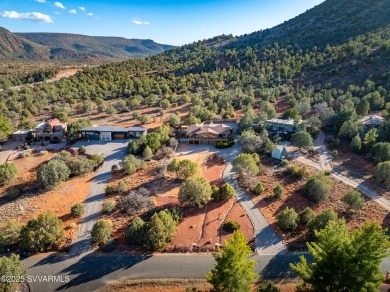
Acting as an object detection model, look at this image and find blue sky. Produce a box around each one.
[0,0,325,45]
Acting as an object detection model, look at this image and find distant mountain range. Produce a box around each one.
[0,27,174,61]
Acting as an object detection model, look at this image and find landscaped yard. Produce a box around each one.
[102,145,254,253]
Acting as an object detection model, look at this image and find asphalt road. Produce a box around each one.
[23,252,304,292]
[69,140,128,256]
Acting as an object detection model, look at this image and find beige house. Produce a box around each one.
[179,123,233,144]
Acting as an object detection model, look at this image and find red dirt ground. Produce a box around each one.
[251,157,390,251]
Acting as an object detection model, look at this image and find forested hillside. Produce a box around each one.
[0,0,389,149]
[0,27,174,61]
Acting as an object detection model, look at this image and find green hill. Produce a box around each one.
[0,27,174,61]
[16,32,174,60]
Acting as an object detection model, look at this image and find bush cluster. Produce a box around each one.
[222,220,240,233]
[215,141,235,148]
[118,188,155,215]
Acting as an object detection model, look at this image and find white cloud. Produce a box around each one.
[86,12,94,16]
[131,19,149,25]
[0,11,53,23]
[78,7,86,12]
[54,11,61,15]
[35,0,46,3]
[69,9,77,14]
[53,2,65,10]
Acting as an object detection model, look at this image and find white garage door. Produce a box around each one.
[100,132,112,141]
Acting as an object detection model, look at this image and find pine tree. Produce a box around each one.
[290,219,389,291]
[206,231,258,292]
[350,134,362,153]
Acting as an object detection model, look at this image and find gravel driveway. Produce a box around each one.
[69,140,128,256]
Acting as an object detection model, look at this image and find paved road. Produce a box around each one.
[69,140,128,256]
[177,122,286,255]
[22,251,390,292]
[295,130,390,211]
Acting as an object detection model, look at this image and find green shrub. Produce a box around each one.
[307,209,337,238]
[91,219,112,245]
[90,154,104,167]
[71,203,84,218]
[126,217,146,245]
[167,159,198,180]
[143,210,177,250]
[342,190,365,210]
[105,184,116,195]
[254,182,265,195]
[304,174,331,203]
[299,207,315,225]
[20,212,64,252]
[215,141,235,149]
[211,185,220,200]
[277,207,299,231]
[374,161,390,185]
[167,206,183,223]
[273,184,284,199]
[78,145,86,153]
[0,219,22,247]
[142,145,153,159]
[0,162,18,185]
[179,177,212,207]
[281,159,289,167]
[111,164,119,172]
[103,200,116,213]
[117,180,127,193]
[258,280,280,292]
[222,220,240,233]
[37,159,70,190]
[286,164,308,178]
[68,157,94,176]
[219,183,235,201]
[120,154,145,175]
[0,254,26,292]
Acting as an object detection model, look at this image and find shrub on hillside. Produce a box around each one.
[258,281,280,292]
[105,184,116,195]
[71,203,84,218]
[167,206,183,223]
[117,180,127,193]
[167,159,198,179]
[37,159,70,190]
[143,210,177,250]
[20,212,64,252]
[0,162,18,185]
[286,164,308,178]
[370,142,390,163]
[91,220,112,245]
[222,220,240,233]
[118,188,155,215]
[277,207,299,231]
[0,254,26,292]
[90,154,104,168]
[304,173,331,203]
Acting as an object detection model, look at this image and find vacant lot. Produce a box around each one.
[251,156,390,251]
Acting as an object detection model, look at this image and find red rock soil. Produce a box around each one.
[104,152,254,252]
[0,152,93,248]
[251,156,390,251]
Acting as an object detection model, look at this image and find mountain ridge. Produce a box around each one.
[0,27,174,61]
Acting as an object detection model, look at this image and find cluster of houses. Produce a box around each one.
[7,113,385,162]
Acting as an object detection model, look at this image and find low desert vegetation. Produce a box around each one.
[178,177,212,207]
[0,162,18,185]
[167,158,198,179]
[118,188,155,215]
[91,219,112,245]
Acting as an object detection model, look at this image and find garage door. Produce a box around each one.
[87,132,99,140]
[113,133,125,139]
[100,132,112,141]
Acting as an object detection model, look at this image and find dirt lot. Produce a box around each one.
[103,148,254,252]
[101,278,300,292]
[251,156,390,251]
[0,151,94,248]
